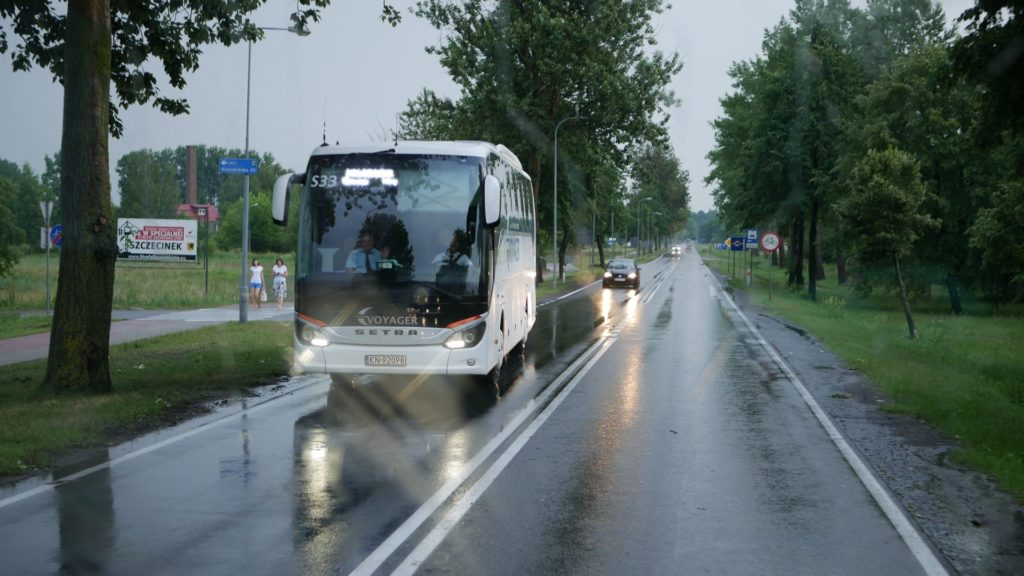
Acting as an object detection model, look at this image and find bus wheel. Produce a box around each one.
[479,366,501,399]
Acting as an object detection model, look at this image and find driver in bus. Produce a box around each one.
[345,232,390,273]
[432,229,473,268]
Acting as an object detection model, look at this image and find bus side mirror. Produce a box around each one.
[273,173,304,226]
[484,174,500,227]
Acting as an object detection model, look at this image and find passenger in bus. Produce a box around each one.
[344,232,390,273]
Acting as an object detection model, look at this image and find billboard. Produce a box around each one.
[117,218,198,261]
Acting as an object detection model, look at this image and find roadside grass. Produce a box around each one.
[701,247,1024,500]
[0,312,52,340]
[0,321,293,477]
[0,251,295,311]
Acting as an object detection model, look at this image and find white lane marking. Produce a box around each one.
[715,286,950,576]
[347,336,611,576]
[539,280,601,307]
[0,377,327,511]
[391,337,617,576]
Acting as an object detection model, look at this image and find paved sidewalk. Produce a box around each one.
[1,305,293,367]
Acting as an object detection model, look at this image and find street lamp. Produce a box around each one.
[239,22,310,322]
[552,110,579,286]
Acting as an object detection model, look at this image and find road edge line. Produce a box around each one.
[713,277,950,576]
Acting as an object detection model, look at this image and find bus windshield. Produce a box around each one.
[297,153,489,327]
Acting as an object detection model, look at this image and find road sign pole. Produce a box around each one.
[239,41,253,323]
[40,202,51,315]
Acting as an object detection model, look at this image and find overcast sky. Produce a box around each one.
[0,0,974,212]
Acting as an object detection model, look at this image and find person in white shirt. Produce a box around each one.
[432,230,473,268]
[272,257,288,309]
[249,257,264,310]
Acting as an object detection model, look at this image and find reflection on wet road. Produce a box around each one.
[0,250,940,575]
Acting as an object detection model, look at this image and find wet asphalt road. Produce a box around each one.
[0,250,938,575]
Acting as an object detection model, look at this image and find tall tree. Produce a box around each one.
[841,147,937,338]
[0,1,399,393]
[401,0,681,279]
[840,44,981,312]
[953,1,1024,302]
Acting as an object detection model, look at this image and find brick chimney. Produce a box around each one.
[186,145,198,205]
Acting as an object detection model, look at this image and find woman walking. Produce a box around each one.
[249,257,264,310]
[272,257,288,310]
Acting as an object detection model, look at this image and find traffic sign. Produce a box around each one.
[746,228,758,247]
[760,231,781,252]
[730,236,745,251]
[218,157,258,175]
[50,224,63,247]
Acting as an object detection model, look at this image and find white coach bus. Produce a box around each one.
[272,141,537,392]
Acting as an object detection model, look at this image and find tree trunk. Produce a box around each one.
[894,256,918,339]
[596,232,606,268]
[558,228,568,281]
[946,271,963,316]
[43,0,116,394]
[529,153,544,284]
[836,221,847,285]
[815,225,826,281]
[788,214,805,287]
[808,200,819,301]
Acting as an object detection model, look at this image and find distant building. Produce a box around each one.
[176,203,221,233]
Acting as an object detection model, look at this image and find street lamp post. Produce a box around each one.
[552,110,578,286]
[239,23,309,322]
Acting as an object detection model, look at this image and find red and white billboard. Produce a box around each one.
[117,218,198,261]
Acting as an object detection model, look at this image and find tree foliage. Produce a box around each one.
[841,147,936,337]
[0,176,23,276]
[707,0,1024,318]
[400,0,683,277]
[117,149,180,218]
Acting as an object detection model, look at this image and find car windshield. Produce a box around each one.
[3,2,1022,576]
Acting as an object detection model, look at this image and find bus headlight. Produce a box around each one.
[443,318,487,349]
[297,322,329,347]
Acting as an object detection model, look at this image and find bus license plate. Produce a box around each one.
[365,354,406,367]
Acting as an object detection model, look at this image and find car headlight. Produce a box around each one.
[628,272,637,279]
[444,316,487,349]
[604,271,612,278]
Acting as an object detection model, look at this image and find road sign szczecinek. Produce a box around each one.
[760,231,781,252]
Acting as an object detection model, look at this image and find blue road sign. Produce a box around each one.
[50,224,63,247]
[218,158,259,175]
[730,236,745,251]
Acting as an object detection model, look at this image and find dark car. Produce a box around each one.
[603,258,640,289]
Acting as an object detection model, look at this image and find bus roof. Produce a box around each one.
[309,140,524,172]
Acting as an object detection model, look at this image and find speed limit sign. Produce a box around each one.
[760,231,780,252]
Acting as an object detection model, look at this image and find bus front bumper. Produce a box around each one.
[293,340,494,377]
